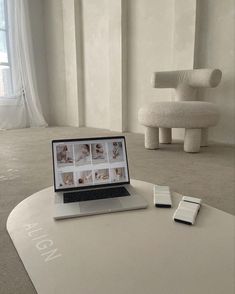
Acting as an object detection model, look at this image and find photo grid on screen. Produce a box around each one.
[53,138,128,190]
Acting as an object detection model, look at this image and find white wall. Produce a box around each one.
[172,0,196,70]
[109,0,128,132]
[82,0,110,129]
[43,0,67,126]
[79,0,197,135]
[41,0,235,144]
[28,0,49,123]
[62,0,84,127]
[194,0,235,144]
[127,0,175,133]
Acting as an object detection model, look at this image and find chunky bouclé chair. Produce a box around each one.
[138,69,222,153]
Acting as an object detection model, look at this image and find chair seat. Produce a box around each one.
[138,101,219,128]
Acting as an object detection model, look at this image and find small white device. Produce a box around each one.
[173,196,202,225]
[153,185,172,208]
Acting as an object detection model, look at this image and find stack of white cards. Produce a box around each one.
[173,196,202,225]
[153,185,172,208]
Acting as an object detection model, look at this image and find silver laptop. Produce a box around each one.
[52,136,148,220]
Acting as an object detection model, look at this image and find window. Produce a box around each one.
[0,0,13,97]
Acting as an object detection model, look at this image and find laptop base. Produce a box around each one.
[54,185,148,220]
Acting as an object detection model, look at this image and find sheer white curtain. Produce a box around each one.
[0,0,47,129]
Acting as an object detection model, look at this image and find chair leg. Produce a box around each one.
[184,129,201,153]
[145,127,159,149]
[160,128,172,144]
[201,128,208,147]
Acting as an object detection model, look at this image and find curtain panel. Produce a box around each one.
[0,0,47,129]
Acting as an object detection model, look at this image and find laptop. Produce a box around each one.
[52,136,148,220]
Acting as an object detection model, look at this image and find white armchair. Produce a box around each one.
[138,69,222,152]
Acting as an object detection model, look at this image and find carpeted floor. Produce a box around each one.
[0,127,234,294]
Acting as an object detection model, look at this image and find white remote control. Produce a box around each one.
[153,185,172,208]
[173,196,202,225]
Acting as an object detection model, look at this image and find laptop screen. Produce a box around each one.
[52,136,130,192]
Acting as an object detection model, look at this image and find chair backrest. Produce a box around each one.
[151,69,222,101]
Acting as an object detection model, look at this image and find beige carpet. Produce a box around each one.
[0,127,234,294]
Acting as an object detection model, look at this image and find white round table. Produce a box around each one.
[7,179,235,294]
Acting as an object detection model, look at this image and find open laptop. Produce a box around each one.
[52,136,148,220]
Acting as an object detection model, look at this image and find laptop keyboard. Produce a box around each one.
[63,186,130,203]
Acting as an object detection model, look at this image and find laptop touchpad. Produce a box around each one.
[79,199,122,213]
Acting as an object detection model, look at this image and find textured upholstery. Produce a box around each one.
[151,69,222,101]
[138,101,219,128]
